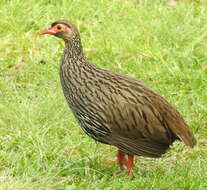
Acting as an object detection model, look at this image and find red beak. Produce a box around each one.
[39,27,56,34]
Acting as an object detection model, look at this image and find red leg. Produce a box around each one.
[126,155,134,176]
[117,150,127,170]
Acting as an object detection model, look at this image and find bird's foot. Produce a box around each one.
[117,149,127,170]
[117,150,134,176]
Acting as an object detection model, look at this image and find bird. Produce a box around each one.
[40,20,196,175]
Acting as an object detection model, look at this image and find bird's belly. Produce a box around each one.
[65,96,111,143]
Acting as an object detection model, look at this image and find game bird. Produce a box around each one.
[40,20,196,175]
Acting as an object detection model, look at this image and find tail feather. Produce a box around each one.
[177,129,196,148]
[165,116,196,148]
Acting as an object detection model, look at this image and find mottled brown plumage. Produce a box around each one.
[40,20,196,174]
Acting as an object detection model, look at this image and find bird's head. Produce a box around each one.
[40,20,79,42]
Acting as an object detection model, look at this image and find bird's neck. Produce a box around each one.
[60,37,89,81]
[63,37,84,63]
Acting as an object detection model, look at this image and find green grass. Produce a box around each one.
[0,0,207,189]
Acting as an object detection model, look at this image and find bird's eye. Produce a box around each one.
[57,25,62,30]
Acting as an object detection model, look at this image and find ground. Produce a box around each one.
[0,0,207,189]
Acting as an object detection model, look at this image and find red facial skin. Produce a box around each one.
[39,24,67,35]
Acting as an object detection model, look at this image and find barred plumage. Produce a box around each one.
[40,20,196,175]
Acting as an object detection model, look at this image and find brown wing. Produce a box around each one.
[102,101,175,157]
[96,70,196,149]
[97,90,196,157]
